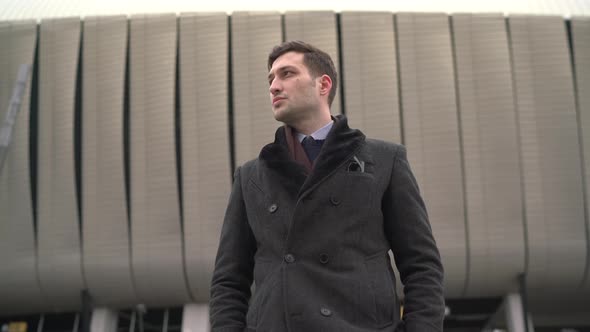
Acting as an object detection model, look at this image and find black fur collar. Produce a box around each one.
[259,115,366,198]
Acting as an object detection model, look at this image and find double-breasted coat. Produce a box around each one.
[210,116,444,332]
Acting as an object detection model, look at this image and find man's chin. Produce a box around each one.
[273,109,288,123]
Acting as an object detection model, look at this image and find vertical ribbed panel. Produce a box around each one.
[82,15,137,306]
[129,14,190,306]
[37,17,85,310]
[572,16,590,293]
[453,14,525,296]
[179,12,231,302]
[340,12,400,142]
[232,12,282,166]
[0,20,46,314]
[509,15,586,292]
[396,13,466,297]
[284,11,341,115]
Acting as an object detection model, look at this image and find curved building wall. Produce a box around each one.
[36,17,86,311]
[128,13,191,306]
[0,19,46,315]
[339,12,401,143]
[509,15,586,293]
[179,12,231,302]
[572,16,590,294]
[396,13,467,297]
[452,14,526,297]
[0,11,589,315]
[81,15,138,307]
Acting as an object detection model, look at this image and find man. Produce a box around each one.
[210,40,444,332]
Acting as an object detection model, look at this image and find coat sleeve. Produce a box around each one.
[382,145,445,332]
[210,166,257,332]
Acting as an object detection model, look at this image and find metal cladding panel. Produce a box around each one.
[396,13,466,297]
[0,20,46,314]
[453,14,525,297]
[37,17,85,310]
[232,12,282,166]
[572,16,590,293]
[509,15,586,292]
[129,13,190,306]
[179,12,231,302]
[284,11,341,115]
[340,12,400,142]
[82,15,137,306]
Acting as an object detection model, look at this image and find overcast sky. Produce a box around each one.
[0,0,588,20]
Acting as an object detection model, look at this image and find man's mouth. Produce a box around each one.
[272,97,286,105]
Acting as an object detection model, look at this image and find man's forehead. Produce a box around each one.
[269,52,305,72]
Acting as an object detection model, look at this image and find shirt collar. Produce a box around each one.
[296,120,334,143]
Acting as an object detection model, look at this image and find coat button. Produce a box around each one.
[330,196,341,206]
[268,203,278,213]
[320,307,332,317]
[284,254,295,263]
[319,253,329,264]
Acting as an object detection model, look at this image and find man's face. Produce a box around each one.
[268,52,321,124]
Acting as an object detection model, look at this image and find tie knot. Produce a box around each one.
[302,136,323,146]
[301,136,324,162]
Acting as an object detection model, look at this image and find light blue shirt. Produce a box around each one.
[296,120,334,143]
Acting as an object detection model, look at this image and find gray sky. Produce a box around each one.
[0,0,589,20]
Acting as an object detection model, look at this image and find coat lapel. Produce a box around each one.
[259,126,308,195]
[259,115,366,199]
[299,115,365,197]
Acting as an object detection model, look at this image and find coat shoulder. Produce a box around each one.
[240,158,259,171]
[234,158,258,183]
[363,138,406,157]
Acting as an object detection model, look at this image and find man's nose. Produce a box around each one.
[269,79,281,95]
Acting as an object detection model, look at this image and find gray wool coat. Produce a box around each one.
[210,115,444,332]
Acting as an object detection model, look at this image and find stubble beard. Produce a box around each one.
[273,79,318,125]
[273,103,299,125]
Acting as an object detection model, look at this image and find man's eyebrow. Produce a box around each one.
[268,65,297,80]
[278,65,296,72]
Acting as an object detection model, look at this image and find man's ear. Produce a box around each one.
[319,74,332,97]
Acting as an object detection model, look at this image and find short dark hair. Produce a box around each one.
[268,40,338,107]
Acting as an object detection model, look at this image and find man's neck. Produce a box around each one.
[291,112,332,136]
